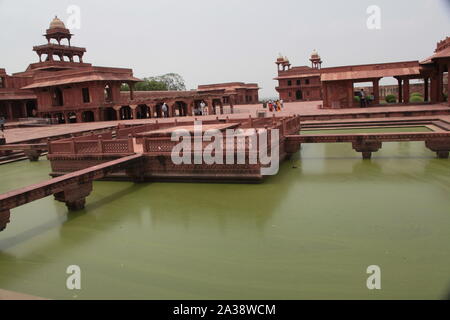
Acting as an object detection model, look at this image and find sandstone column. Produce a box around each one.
[397,78,403,103]
[403,78,410,104]
[372,78,380,105]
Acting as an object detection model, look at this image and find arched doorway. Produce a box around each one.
[120,106,132,120]
[295,90,303,100]
[54,113,65,124]
[67,112,77,123]
[174,101,188,117]
[154,103,163,118]
[26,101,37,117]
[82,111,95,122]
[137,104,150,119]
[104,107,117,121]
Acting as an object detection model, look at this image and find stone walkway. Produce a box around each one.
[3,101,449,144]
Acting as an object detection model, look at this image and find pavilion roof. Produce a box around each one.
[320,66,421,82]
[22,74,141,89]
[420,46,450,64]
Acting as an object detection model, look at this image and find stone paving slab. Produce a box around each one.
[0,288,47,300]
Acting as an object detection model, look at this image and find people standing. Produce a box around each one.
[161,102,168,117]
[276,100,281,111]
[199,101,206,116]
[360,89,366,108]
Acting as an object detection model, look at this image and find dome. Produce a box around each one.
[49,16,66,29]
[311,49,320,58]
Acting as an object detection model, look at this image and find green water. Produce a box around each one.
[301,126,432,135]
[0,139,449,299]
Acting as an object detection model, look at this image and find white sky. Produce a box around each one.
[1,0,449,98]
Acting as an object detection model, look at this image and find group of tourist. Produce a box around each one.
[264,99,284,112]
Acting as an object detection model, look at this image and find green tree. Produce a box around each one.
[121,78,168,91]
[151,73,186,91]
[121,73,186,92]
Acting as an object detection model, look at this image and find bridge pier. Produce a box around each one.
[54,182,93,210]
[425,140,450,159]
[352,141,382,159]
[24,149,43,161]
[284,140,301,158]
[0,210,10,231]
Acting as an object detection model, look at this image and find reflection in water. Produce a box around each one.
[0,140,449,299]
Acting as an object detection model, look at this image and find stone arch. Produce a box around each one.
[174,101,188,117]
[104,107,117,121]
[67,112,77,123]
[54,112,66,124]
[154,103,163,118]
[82,110,95,122]
[137,104,150,119]
[26,101,37,117]
[120,106,132,120]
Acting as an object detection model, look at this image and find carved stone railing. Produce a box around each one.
[49,137,134,155]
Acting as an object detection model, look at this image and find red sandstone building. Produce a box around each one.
[197,82,260,105]
[275,38,450,108]
[0,17,259,123]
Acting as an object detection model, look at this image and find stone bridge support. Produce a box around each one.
[0,210,10,231]
[425,139,450,159]
[284,140,301,158]
[54,182,93,211]
[24,149,43,161]
[352,140,382,159]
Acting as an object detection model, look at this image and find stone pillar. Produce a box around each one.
[115,107,121,120]
[352,140,382,159]
[76,111,82,123]
[425,139,450,159]
[187,102,194,116]
[403,78,410,104]
[397,78,403,103]
[430,73,438,103]
[20,101,27,118]
[129,82,135,100]
[0,210,10,232]
[448,63,450,107]
[24,149,43,161]
[229,97,235,114]
[6,101,13,120]
[219,101,224,114]
[438,64,444,102]
[372,79,380,105]
[131,106,138,119]
[424,78,429,102]
[54,182,93,211]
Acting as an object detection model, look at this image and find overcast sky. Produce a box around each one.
[1,0,449,98]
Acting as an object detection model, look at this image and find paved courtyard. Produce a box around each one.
[2,101,449,144]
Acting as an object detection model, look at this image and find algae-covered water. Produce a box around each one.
[0,131,449,299]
